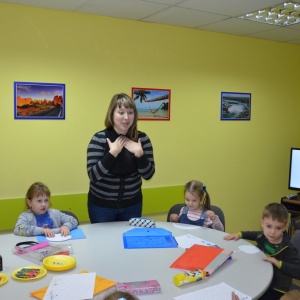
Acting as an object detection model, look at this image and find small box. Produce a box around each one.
[116,280,161,295]
[129,218,156,228]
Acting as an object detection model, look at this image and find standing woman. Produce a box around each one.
[87,93,155,223]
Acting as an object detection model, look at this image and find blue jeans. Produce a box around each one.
[88,201,142,223]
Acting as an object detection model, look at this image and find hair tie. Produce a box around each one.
[118,298,126,300]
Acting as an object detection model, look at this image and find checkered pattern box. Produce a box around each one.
[116,280,161,295]
[128,218,156,228]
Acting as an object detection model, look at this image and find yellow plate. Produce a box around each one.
[0,273,9,285]
[11,266,47,281]
[43,255,76,271]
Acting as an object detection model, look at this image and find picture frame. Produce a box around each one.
[220,92,251,121]
[132,87,171,120]
[14,82,65,120]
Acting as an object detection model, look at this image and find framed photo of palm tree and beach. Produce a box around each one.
[132,87,171,120]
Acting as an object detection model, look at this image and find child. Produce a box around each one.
[224,203,300,300]
[14,182,78,237]
[169,180,224,231]
[103,290,139,300]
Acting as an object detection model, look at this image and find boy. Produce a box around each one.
[224,203,300,300]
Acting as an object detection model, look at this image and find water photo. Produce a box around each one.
[221,92,251,121]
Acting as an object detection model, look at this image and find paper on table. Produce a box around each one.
[30,270,116,299]
[43,273,96,300]
[172,223,199,230]
[36,228,86,242]
[173,282,252,300]
[175,234,216,249]
[46,234,71,242]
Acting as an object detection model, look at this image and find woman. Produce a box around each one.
[87,93,155,223]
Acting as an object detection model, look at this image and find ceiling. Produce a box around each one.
[2,0,300,45]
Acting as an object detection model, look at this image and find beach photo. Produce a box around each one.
[14,82,65,120]
[132,87,171,120]
[221,92,251,121]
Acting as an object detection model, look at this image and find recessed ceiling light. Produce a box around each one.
[239,2,300,26]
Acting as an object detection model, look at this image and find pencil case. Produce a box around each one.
[116,280,161,295]
[129,218,156,228]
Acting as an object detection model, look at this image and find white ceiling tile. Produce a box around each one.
[142,7,228,28]
[143,0,185,4]
[199,18,279,36]
[77,0,168,20]
[177,0,300,17]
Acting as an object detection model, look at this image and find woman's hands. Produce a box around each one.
[124,138,143,158]
[107,137,143,158]
[107,136,127,157]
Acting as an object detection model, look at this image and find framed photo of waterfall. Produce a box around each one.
[132,87,171,120]
[220,92,251,121]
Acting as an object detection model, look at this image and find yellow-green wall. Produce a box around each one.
[0,3,299,233]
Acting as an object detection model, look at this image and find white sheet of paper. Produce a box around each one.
[46,234,71,242]
[238,245,259,254]
[175,234,216,249]
[173,282,252,300]
[43,273,96,300]
[172,223,199,230]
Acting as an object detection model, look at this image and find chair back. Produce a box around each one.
[167,203,225,230]
[61,210,79,225]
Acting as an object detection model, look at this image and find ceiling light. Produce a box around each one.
[239,2,300,26]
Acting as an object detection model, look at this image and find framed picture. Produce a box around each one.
[14,82,65,120]
[220,92,251,121]
[132,87,171,120]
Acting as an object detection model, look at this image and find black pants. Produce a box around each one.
[258,288,284,300]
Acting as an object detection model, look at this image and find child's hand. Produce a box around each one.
[263,256,280,268]
[169,213,179,222]
[57,225,70,237]
[206,210,217,221]
[232,291,240,300]
[42,228,56,237]
[223,233,240,241]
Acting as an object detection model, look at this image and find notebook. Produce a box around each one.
[170,244,232,276]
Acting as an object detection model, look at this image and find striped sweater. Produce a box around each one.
[87,128,155,208]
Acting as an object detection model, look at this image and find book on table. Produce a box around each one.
[170,244,233,276]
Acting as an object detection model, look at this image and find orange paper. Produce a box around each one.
[29,270,115,299]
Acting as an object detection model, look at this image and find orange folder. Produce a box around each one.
[29,270,115,299]
[170,244,232,276]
